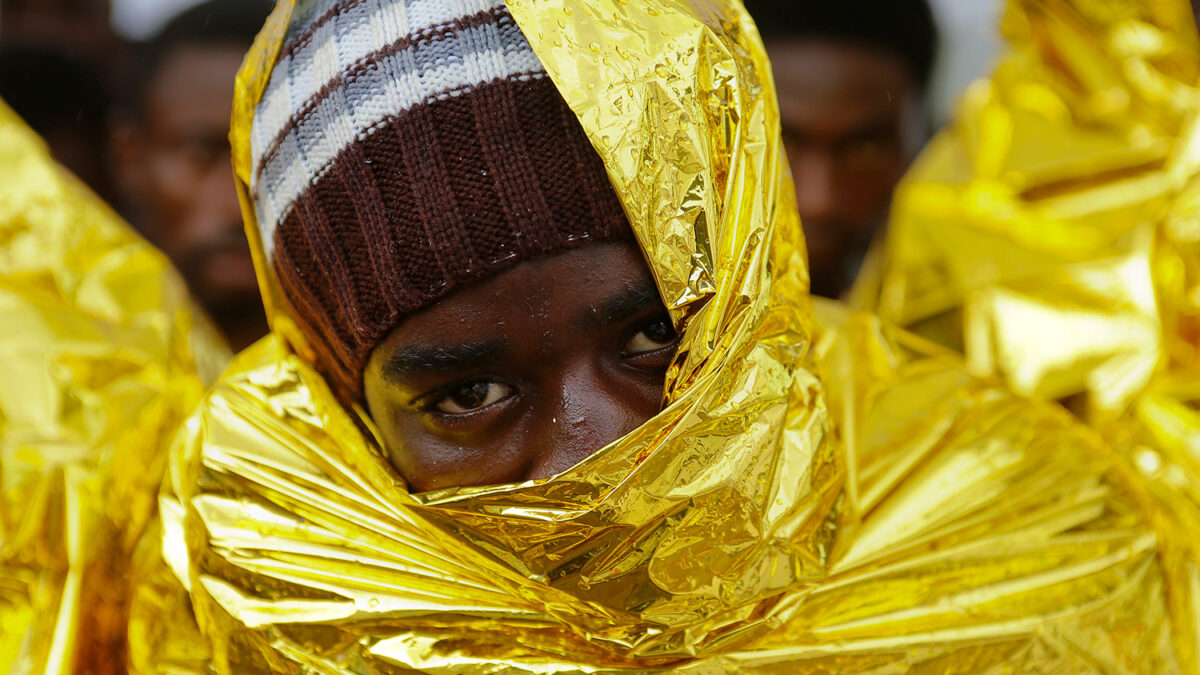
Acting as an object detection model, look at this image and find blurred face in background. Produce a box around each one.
[0,0,113,59]
[0,47,115,201]
[767,40,925,298]
[117,42,266,350]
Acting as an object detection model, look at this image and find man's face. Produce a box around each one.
[127,44,259,321]
[363,241,677,492]
[767,40,925,298]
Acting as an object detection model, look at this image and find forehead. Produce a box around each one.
[376,243,654,351]
[148,44,245,114]
[766,39,915,112]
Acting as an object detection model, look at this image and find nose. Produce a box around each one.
[524,360,648,480]
[192,151,243,237]
[791,151,839,226]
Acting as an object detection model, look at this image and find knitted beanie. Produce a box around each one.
[250,0,631,400]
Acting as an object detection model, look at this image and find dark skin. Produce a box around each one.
[767,40,925,298]
[363,242,678,492]
[0,0,113,64]
[114,44,267,351]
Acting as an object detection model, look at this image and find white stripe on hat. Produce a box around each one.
[251,0,546,260]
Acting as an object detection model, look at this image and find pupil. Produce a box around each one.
[645,319,673,342]
[452,382,490,408]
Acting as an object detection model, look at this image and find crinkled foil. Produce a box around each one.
[132,0,1192,671]
[0,100,229,673]
[854,1,1200,668]
[854,0,1200,413]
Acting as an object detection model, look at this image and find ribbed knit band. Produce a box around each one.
[250,0,630,400]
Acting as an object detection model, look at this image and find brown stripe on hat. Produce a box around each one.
[255,5,514,188]
[255,0,631,401]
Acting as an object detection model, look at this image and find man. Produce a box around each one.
[240,0,672,489]
[0,48,115,201]
[122,0,1191,671]
[113,0,271,350]
[745,0,937,298]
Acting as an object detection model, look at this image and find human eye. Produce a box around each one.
[840,130,898,170]
[175,135,226,171]
[431,380,514,415]
[622,315,678,364]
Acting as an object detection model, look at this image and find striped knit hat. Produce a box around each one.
[251,0,630,400]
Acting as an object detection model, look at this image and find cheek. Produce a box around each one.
[373,405,534,492]
[149,151,205,210]
[555,367,665,446]
[612,376,667,420]
[392,435,529,492]
[842,166,905,216]
[380,373,664,491]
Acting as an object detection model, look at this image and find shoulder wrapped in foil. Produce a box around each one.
[128,0,1197,672]
[855,0,1200,668]
[0,100,229,672]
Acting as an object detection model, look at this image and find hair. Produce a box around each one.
[129,0,272,115]
[743,0,939,91]
[0,47,109,142]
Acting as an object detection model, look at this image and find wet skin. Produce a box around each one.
[767,40,925,298]
[363,241,679,492]
[115,44,266,350]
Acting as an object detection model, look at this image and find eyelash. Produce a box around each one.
[413,316,679,417]
[417,377,512,413]
[621,316,678,358]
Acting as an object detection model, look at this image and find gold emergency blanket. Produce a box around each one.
[136,0,1191,671]
[0,100,228,672]
[853,0,1200,416]
[853,0,1200,667]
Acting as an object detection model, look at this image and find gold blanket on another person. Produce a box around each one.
[855,1,1200,666]
[0,100,228,672]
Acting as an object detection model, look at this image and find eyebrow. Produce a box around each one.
[381,339,509,383]
[578,278,661,327]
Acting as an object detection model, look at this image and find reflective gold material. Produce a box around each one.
[854,0,1200,414]
[156,305,1186,672]
[0,100,228,672]
[134,0,1193,671]
[854,0,1200,669]
[231,0,306,358]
